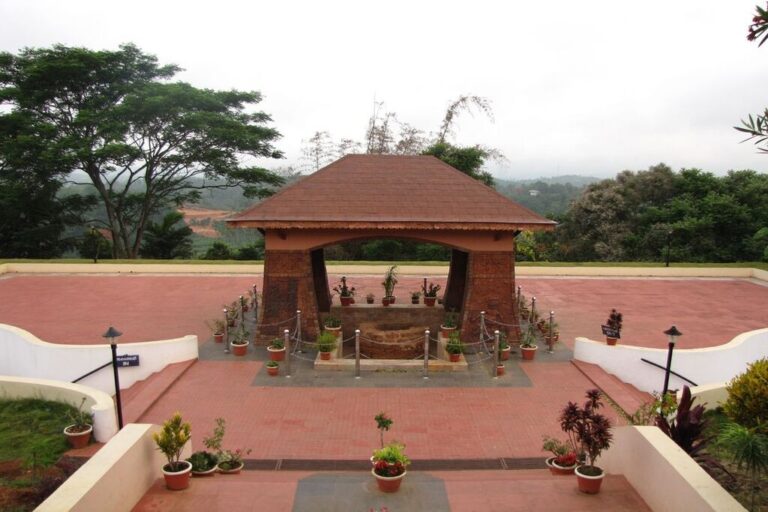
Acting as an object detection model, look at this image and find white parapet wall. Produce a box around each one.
[601,426,745,512]
[573,328,768,394]
[37,423,192,512]
[0,376,117,442]
[0,324,198,396]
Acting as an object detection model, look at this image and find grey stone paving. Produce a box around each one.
[292,472,450,512]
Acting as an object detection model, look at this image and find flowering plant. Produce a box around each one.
[372,442,410,477]
[217,447,252,470]
[333,276,355,297]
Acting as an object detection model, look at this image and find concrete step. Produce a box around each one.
[121,360,197,424]
[571,360,652,418]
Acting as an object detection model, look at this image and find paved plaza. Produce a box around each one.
[2,271,766,510]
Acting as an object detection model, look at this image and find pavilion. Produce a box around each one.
[227,154,555,342]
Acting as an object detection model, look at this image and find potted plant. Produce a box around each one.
[604,309,622,346]
[187,417,225,477]
[333,276,356,306]
[153,412,192,490]
[560,389,613,494]
[541,436,577,475]
[324,315,342,335]
[266,360,279,376]
[63,397,93,449]
[225,301,238,327]
[520,329,538,361]
[498,331,511,361]
[445,331,464,362]
[317,331,337,360]
[372,442,410,493]
[422,282,441,307]
[217,447,252,474]
[187,451,218,477]
[440,310,458,338]
[207,319,226,344]
[410,290,421,305]
[366,293,375,305]
[231,324,249,357]
[381,265,398,305]
[267,337,285,361]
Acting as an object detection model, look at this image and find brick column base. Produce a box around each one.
[460,251,520,345]
[259,250,320,342]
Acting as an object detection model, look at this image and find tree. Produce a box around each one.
[139,211,193,259]
[422,142,495,187]
[202,241,234,260]
[0,44,284,258]
[736,4,768,151]
[0,111,94,257]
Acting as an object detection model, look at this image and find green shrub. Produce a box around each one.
[723,358,768,432]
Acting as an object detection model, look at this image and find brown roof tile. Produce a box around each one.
[228,155,555,231]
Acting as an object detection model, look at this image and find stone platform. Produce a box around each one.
[314,353,468,372]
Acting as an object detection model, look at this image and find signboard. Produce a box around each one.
[600,325,621,339]
[116,354,140,367]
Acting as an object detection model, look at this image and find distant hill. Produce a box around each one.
[494,176,598,217]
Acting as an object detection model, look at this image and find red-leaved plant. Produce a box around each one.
[560,389,613,476]
[374,460,405,477]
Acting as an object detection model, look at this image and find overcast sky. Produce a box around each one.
[2,0,768,179]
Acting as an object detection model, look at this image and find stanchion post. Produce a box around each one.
[494,329,501,378]
[239,295,245,319]
[479,311,486,344]
[355,329,361,379]
[296,310,302,351]
[284,328,291,377]
[423,329,430,379]
[223,308,230,354]
[548,311,555,353]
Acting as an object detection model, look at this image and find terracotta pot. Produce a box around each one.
[500,346,511,361]
[440,326,456,338]
[424,297,436,307]
[192,466,217,477]
[64,424,92,449]
[340,296,353,306]
[320,351,331,360]
[521,346,537,361]
[606,337,618,346]
[388,296,396,304]
[549,458,577,475]
[217,461,244,474]
[324,326,341,335]
[496,364,505,376]
[214,333,224,344]
[232,341,249,356]
[449,352,461,363]
[382,297,391,307]
[163,461,192,490]
[372,469,406,493]
[267,365,279,376]
[366,298,374,304]
[411,297,419,305]
[267,346,285,361]
[575,465,604,494]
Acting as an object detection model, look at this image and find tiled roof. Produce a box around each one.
[228,155,555,231]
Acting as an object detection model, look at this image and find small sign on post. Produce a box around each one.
[116,354,140,367]
[601,325,621,339]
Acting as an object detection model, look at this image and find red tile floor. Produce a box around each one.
[2,271,765,510]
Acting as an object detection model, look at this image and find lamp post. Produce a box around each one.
[103,326,124,429]
[661,325,682,399]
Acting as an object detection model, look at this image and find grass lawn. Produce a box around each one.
[0,398,85,512]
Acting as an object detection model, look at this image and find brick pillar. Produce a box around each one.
[258,250,320,342]
[459,251,520,345]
